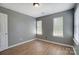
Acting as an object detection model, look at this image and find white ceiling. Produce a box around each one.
[0,3,75,18]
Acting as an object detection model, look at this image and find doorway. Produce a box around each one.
[0,13,8,51]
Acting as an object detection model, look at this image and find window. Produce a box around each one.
[53,16,63,37]
[37,20,42,35]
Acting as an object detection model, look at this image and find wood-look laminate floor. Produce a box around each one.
[0,39,75,55]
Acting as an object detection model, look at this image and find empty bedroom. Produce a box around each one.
[0,3,79,55]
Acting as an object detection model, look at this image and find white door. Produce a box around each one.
[0,13,8,51]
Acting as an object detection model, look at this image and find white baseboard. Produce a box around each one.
[37,38,73,47]
[72,47,77,55]
[0,38,77,55]
[0,38,36,52]
[9,38,74,49]
[8,39,36,49]
[73,38,78,55]
[73,38,79,45]
[36,38,77,55]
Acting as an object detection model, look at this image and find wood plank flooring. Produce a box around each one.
[0,39,75,55]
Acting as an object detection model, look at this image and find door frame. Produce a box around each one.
[0,13,8,52]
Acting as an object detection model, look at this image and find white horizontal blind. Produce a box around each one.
[53,16,63,37]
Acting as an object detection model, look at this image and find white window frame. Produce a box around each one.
[53,16,63,37]
[36,20,42,35]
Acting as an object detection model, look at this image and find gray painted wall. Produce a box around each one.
[0,7,36,46]
[37,9,74,45]
[74,4,79,55]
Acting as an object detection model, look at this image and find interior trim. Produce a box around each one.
[0,38,35,52]
[73,38,79,45]
[0,38,77,55]
[8,39,35,49]
[36,38,76,55]
[72,46,77,55]
[36,38,73,47]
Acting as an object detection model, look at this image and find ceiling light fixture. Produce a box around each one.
[33,3,40,7]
